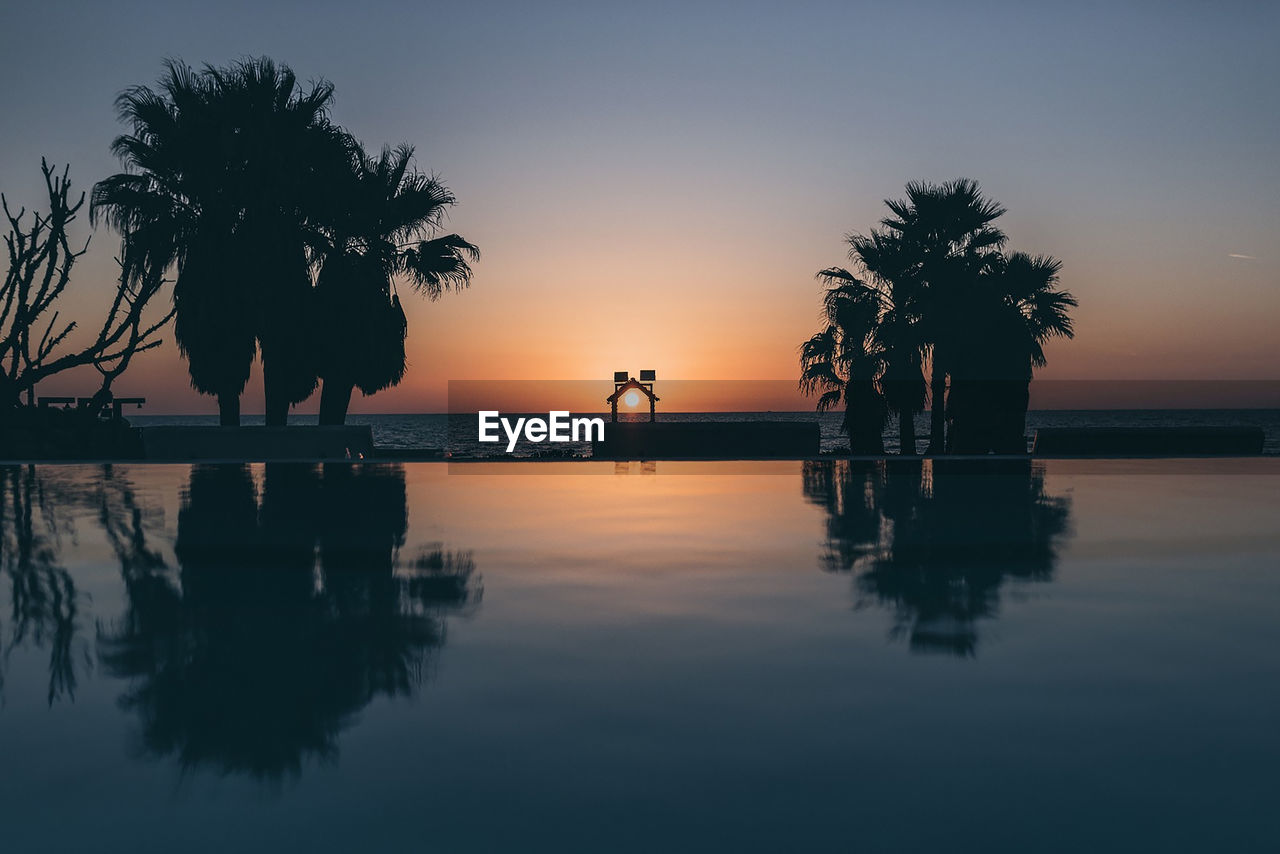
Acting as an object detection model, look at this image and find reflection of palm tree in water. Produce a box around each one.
[98,463,479,780]
[804,459,1070,656]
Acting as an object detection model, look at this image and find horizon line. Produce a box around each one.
[130,405,1280,417]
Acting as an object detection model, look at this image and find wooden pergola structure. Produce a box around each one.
[607,370,658,422]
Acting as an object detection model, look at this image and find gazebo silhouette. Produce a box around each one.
[607,370,658,422]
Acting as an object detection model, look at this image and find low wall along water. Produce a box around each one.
[141,426,374,461]
[592,421,820,459]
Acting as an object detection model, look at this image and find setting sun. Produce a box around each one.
[623,390,641,407]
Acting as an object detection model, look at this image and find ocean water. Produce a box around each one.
[132,409,1280,456]
[1,459,1278,852]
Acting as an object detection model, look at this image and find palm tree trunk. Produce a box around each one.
[844,393,886,455]
[926,362,946,455]
[263,363,289,427]
[217,392,240,427]
[265,397,289,426]
[319,380,353,426]
[899,410,916,455]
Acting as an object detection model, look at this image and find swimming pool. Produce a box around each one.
[2,460,1277,851]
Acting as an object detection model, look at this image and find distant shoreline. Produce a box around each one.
[4,454,1277,466]
[129,407,1280,417]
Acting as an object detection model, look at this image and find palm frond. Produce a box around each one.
[401,234,479,299]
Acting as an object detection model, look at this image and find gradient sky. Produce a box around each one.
[2,1,1277,413]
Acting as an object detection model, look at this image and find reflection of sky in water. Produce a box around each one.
[1,461,1278,852]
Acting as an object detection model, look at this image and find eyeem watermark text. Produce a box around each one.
[478,411,606,452]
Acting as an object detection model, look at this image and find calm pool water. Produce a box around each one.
[2,460,1278,852]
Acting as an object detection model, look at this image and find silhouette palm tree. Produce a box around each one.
[812,228,927,454]
[800,275,887,453]
[92,58,348,425]
[877,179,1007,453]
[213,60,350,426]
[946,252,1076,453]
[803,180,1073,455]
[313,144,479,425]
[875,293,928,455]
[997,251,1076,367]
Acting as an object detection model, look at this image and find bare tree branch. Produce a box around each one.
[1,161,172,409]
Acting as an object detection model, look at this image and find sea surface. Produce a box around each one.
[1,459,1278,852]
[132,409,1280,456]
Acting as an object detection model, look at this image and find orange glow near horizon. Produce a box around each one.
[25,167,1280,416]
